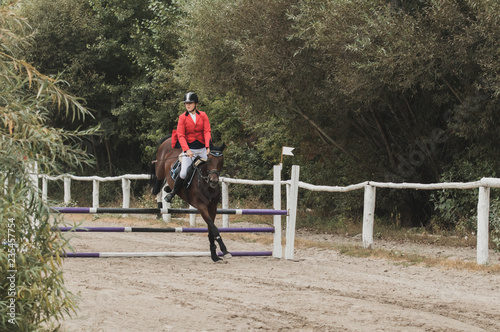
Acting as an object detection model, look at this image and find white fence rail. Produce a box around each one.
[40,173,150,211]
[38,167,499,265]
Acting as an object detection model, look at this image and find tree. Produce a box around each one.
[175,0,500,225]
[1,1,94,329]
[175,0,358,180]
[22,0,183,174]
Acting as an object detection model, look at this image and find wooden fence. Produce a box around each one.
[36,166,499,265]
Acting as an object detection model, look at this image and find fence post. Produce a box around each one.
[64,176,71,204]
[28,162,40,227]
[273,164,283,258]
[222,181,229,227]
[93,179,99,208]
[28,162,39,194]
[189,205,196,226]
[285,165,300,260]
[122,178,131,217]
[362,184,376,249]
[160,189,171,223]
[42,176,48,203]
[477,186,490,265]
[2,176,7,196]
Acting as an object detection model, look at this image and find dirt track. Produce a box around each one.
[60,215,500,331]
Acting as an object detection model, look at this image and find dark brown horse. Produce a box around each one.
[150,136,231,262]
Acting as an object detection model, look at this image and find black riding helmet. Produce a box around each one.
[183,92,198,104]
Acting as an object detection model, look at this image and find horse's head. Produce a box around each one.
[207,142,225,188]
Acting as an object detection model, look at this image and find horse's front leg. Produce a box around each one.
[200,209,231,262]
[212,229,231,261]
[210,230,232,262]
[208,204,232,260]
[207,231,221,262]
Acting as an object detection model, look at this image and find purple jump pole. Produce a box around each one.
[60,251,273,258]
[55,227,274,233]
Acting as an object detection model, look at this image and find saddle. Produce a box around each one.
[170,156,207,188]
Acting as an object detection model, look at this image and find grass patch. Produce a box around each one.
[293,237,500,273]
[297,213,485,249]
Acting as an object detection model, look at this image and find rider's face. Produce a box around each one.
[185,102,196,113]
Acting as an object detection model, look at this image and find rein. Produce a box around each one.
[152,150,209,164]
[151,156,178,164]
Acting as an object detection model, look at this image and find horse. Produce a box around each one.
[150,136,231,263]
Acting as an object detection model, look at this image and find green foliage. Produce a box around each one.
[431,159,496,232]
[431,158,500,250]
[0,180,76,331]
[16,0,500,231]
[175,0,500,226]
[22,0,184,173]
[1,1,94,329]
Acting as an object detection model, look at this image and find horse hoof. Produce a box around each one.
[215,259,228,264]
[223,253,232,260]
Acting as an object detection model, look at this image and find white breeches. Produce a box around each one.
[180,148,207,179]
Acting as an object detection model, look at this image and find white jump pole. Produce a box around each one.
[477,186,490,265]
[285,165,299,260]
[273,164,283,258]
[362,184,376,249]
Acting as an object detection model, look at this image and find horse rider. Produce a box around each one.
[166,92,212,202]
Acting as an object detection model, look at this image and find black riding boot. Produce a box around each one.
[165,176,184,202]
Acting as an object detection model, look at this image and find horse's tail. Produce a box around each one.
[150,135,171,196]
[150,161,164,196]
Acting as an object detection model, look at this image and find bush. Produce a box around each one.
[0,174,75,330]
[1,2,94,329]
[431,162,500,250]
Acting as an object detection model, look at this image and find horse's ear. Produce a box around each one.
[209,140,214,150]
[221,143,226,151]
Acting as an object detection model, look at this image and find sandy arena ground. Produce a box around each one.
[59,214,500,332]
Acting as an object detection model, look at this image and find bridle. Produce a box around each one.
[200,150,223,186]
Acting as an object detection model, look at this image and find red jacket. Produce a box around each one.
[175,110,211,151]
